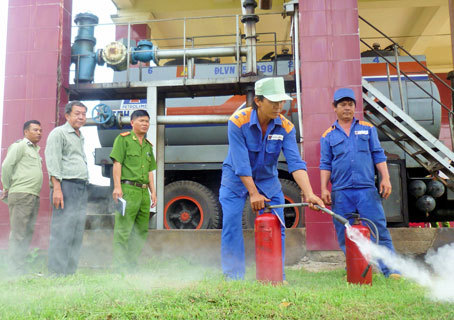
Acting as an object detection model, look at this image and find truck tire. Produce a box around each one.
[164,180,221,229]
[242,179,305,229]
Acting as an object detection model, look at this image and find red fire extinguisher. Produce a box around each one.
[255,212,283,284]
[345,222,372,285]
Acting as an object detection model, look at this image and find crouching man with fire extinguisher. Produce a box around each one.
[220,77,324,280]
[319,88,401,279]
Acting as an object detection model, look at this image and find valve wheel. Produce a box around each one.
[92,103,113,124]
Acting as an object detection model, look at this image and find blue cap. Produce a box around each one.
[333,88,356,103]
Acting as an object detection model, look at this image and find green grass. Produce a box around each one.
[0,257,452,319]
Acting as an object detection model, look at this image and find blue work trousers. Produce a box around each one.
[332,187,399,277]
[219,185,285,280]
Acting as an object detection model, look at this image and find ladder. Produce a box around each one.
[362,79,454,188]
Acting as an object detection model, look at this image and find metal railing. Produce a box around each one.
[70,12,293,84]
[359,15,454,150]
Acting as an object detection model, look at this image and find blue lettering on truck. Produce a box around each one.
[258,64,273,73]
[121,99,148,110]
[213,64,274,75]
[112,110,131,116]
[214,66,236,75]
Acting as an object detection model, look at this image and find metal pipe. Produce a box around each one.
[394,45,406,113]
[273,32,277,76]
[84,118,99,126]
[242,0,258,74]
[157,115,230,124]
[236,14,241,81]
[80,11,281,27]
[250,13,258,74]
[187,57,194,79]
[126,22,131,83]
[155,47,248,59]
[243,3,252,74]
[147,86,159,228]
[189,38,195,79]
[156,96,166,230]
[150,37,290,48]
[293,7,304,147]
[385,61,393,102]
[75,55,80,84]
[85,115,230,126]
[183,17,186,79]
[450,112,454,152]
[448,71,454,150]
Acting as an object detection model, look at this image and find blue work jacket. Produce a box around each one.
[221,107,307,198]
[319,118,387,191]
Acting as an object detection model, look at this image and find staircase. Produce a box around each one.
[362,79,454,188]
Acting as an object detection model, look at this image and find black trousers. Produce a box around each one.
[48,180,87,275]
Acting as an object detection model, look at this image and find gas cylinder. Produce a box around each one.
[345,224,372,285]
[255,213,283,284]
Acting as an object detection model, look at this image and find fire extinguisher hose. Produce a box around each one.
[266,202,381,278]
[265,203,350,226]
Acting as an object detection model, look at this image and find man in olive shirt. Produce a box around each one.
[45,101,89,275]
[110,109,157,270]
[1,120,43,274]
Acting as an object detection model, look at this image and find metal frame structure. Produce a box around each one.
[363,79,454,185]
[359,15,454,151]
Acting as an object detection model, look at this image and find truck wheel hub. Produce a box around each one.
[179,211,191,223]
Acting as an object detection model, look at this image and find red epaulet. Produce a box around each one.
[120,131,131,137]
[145,138,153,146]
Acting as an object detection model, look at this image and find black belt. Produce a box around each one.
[63,179,88,185]
[121,180,148,189]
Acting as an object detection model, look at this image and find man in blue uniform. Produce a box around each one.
[320,88,400,278]
[220,77,324,280]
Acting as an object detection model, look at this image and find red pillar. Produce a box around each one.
[299,0,363,250]
[0,0,72,249]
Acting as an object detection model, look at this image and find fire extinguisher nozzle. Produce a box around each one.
[330,213,349,225]
[316,205,349,226]
[334,214,349,226]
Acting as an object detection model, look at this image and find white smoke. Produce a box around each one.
[346,226,454,303]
